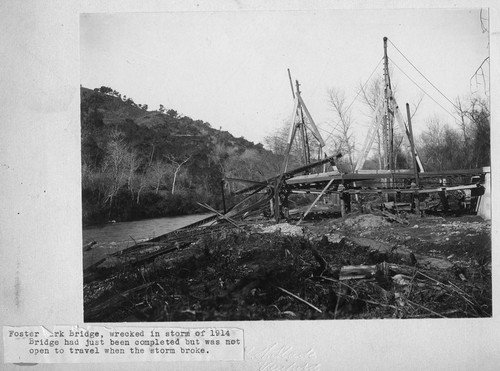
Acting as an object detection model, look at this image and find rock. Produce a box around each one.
[326,233,343,244]
[392,274,411,285]
[83,241,97,252]
[281,311,297,318]
[417,256,453,269]
[260,223,304,236]
[348,237,392,253]
[343,214,390,229]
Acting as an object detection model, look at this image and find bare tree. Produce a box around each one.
[359,79,384,169]
[470,9,489,96]
[165,154,192,195]
[125,149,142,200]
[263,121,303,170]
[327,88,356,172]
[418,118,446,171]
[453,96,490,169]
[134,170,152,204]
[101,132,130,206]
[150,160,172,194]
[455,97,470,147]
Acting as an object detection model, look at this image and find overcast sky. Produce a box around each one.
[80,8,489,148]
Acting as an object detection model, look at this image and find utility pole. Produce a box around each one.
[383,37,394,171]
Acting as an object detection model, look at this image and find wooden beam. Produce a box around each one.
[289,184,482,198]
[234,155,338,195]
[286,169,487,185]
[297,177,336,225]
[406,103,420,185]
[224,177,267,186]
[297,94,326,148]
[196,202,243,230]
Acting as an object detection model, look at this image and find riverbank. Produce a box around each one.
[83,213,213,270]
[82,189,221,226]
[83,212,491,321]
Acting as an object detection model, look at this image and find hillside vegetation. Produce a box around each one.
[81,86,280,225]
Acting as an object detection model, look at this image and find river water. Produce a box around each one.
[82,213,213,245]
[82,213,212,269]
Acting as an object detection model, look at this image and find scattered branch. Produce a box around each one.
[276,286,322,313]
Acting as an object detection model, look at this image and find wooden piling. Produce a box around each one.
[344,192,351,213]
[340,193,346,218]
[439,189,449,211]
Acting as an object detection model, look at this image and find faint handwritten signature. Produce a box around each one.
[247,343,316,360]
[258,361,321,371]
[247,343,320,370]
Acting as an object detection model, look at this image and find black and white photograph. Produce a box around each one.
[3,1,500,369]
[80,8,492,323]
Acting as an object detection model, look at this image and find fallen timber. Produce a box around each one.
[84,190,274,282]
[84,153,340,282]
[83,223,238,282]
[233,154,339,195]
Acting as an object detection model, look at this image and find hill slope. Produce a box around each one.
[81,86,279,225]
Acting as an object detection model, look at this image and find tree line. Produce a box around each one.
[325,78,490,173]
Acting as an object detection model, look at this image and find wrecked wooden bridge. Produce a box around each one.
[83,36,490,295]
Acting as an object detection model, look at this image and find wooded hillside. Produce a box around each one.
[81,86,280,225]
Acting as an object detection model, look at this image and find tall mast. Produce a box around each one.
[383,36,394,171]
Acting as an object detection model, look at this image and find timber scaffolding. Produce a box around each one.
[220,39,488,222]
[218,36,490,223]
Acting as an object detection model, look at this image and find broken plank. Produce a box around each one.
[276,286,322,313]
[340,263,418,280]
[297,177,336,225]
[84,282,155,322]
[196,202,243,230]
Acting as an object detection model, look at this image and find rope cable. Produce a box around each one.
[387,40,488,130]
[387,39,461,112]
[324,57,383,142]
[389,57,462,123]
